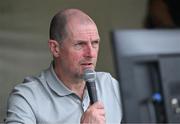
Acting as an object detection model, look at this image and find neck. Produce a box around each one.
[54,64,86,99]
[67,80,86,99]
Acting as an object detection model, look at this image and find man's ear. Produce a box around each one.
[48,40,60,57]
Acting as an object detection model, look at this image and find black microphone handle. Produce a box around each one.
[86,81,98,104]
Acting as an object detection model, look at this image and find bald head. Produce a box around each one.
[49,8,96,43]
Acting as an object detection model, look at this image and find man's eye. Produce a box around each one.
[74,42,85,49]
[77,42,85,45]
[92,41,99,48]
[76,42,85,46]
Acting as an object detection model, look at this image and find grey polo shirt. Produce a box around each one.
[6,64,122,124]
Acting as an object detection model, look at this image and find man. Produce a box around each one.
[6,8,122,124]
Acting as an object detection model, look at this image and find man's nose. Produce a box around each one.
[84,44,94,57]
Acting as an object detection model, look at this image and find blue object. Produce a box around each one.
[152,93,162,102]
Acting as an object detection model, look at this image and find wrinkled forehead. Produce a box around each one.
[66,19,100,40]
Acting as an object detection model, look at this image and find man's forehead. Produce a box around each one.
[67,21,99,36]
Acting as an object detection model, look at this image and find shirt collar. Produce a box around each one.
[45,62,73,96]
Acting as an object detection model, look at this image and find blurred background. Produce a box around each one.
[0,0,148,121]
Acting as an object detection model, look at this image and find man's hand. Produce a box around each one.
[80,101,106,124]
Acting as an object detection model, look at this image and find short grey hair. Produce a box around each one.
[49,8,95,43]
[49,9,68,42]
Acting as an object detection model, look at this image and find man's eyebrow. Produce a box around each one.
[75,39,100,43]
[75,40,87,43]
[94,39,100,43]
[92,38,100,42]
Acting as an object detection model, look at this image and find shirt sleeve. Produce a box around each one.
[110,75,123,119]
[5,88,36,124]
[111,77,121,105]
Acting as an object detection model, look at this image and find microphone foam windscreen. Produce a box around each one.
[83,69,96,82]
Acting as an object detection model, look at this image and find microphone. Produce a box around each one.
[83,69,98,104]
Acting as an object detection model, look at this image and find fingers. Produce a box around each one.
[81,101,106,124]
[93,101,104,109]
[93,102,105,116]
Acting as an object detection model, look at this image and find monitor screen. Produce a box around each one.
[111,30,180,123]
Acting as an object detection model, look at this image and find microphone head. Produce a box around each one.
[83,69,96,82]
